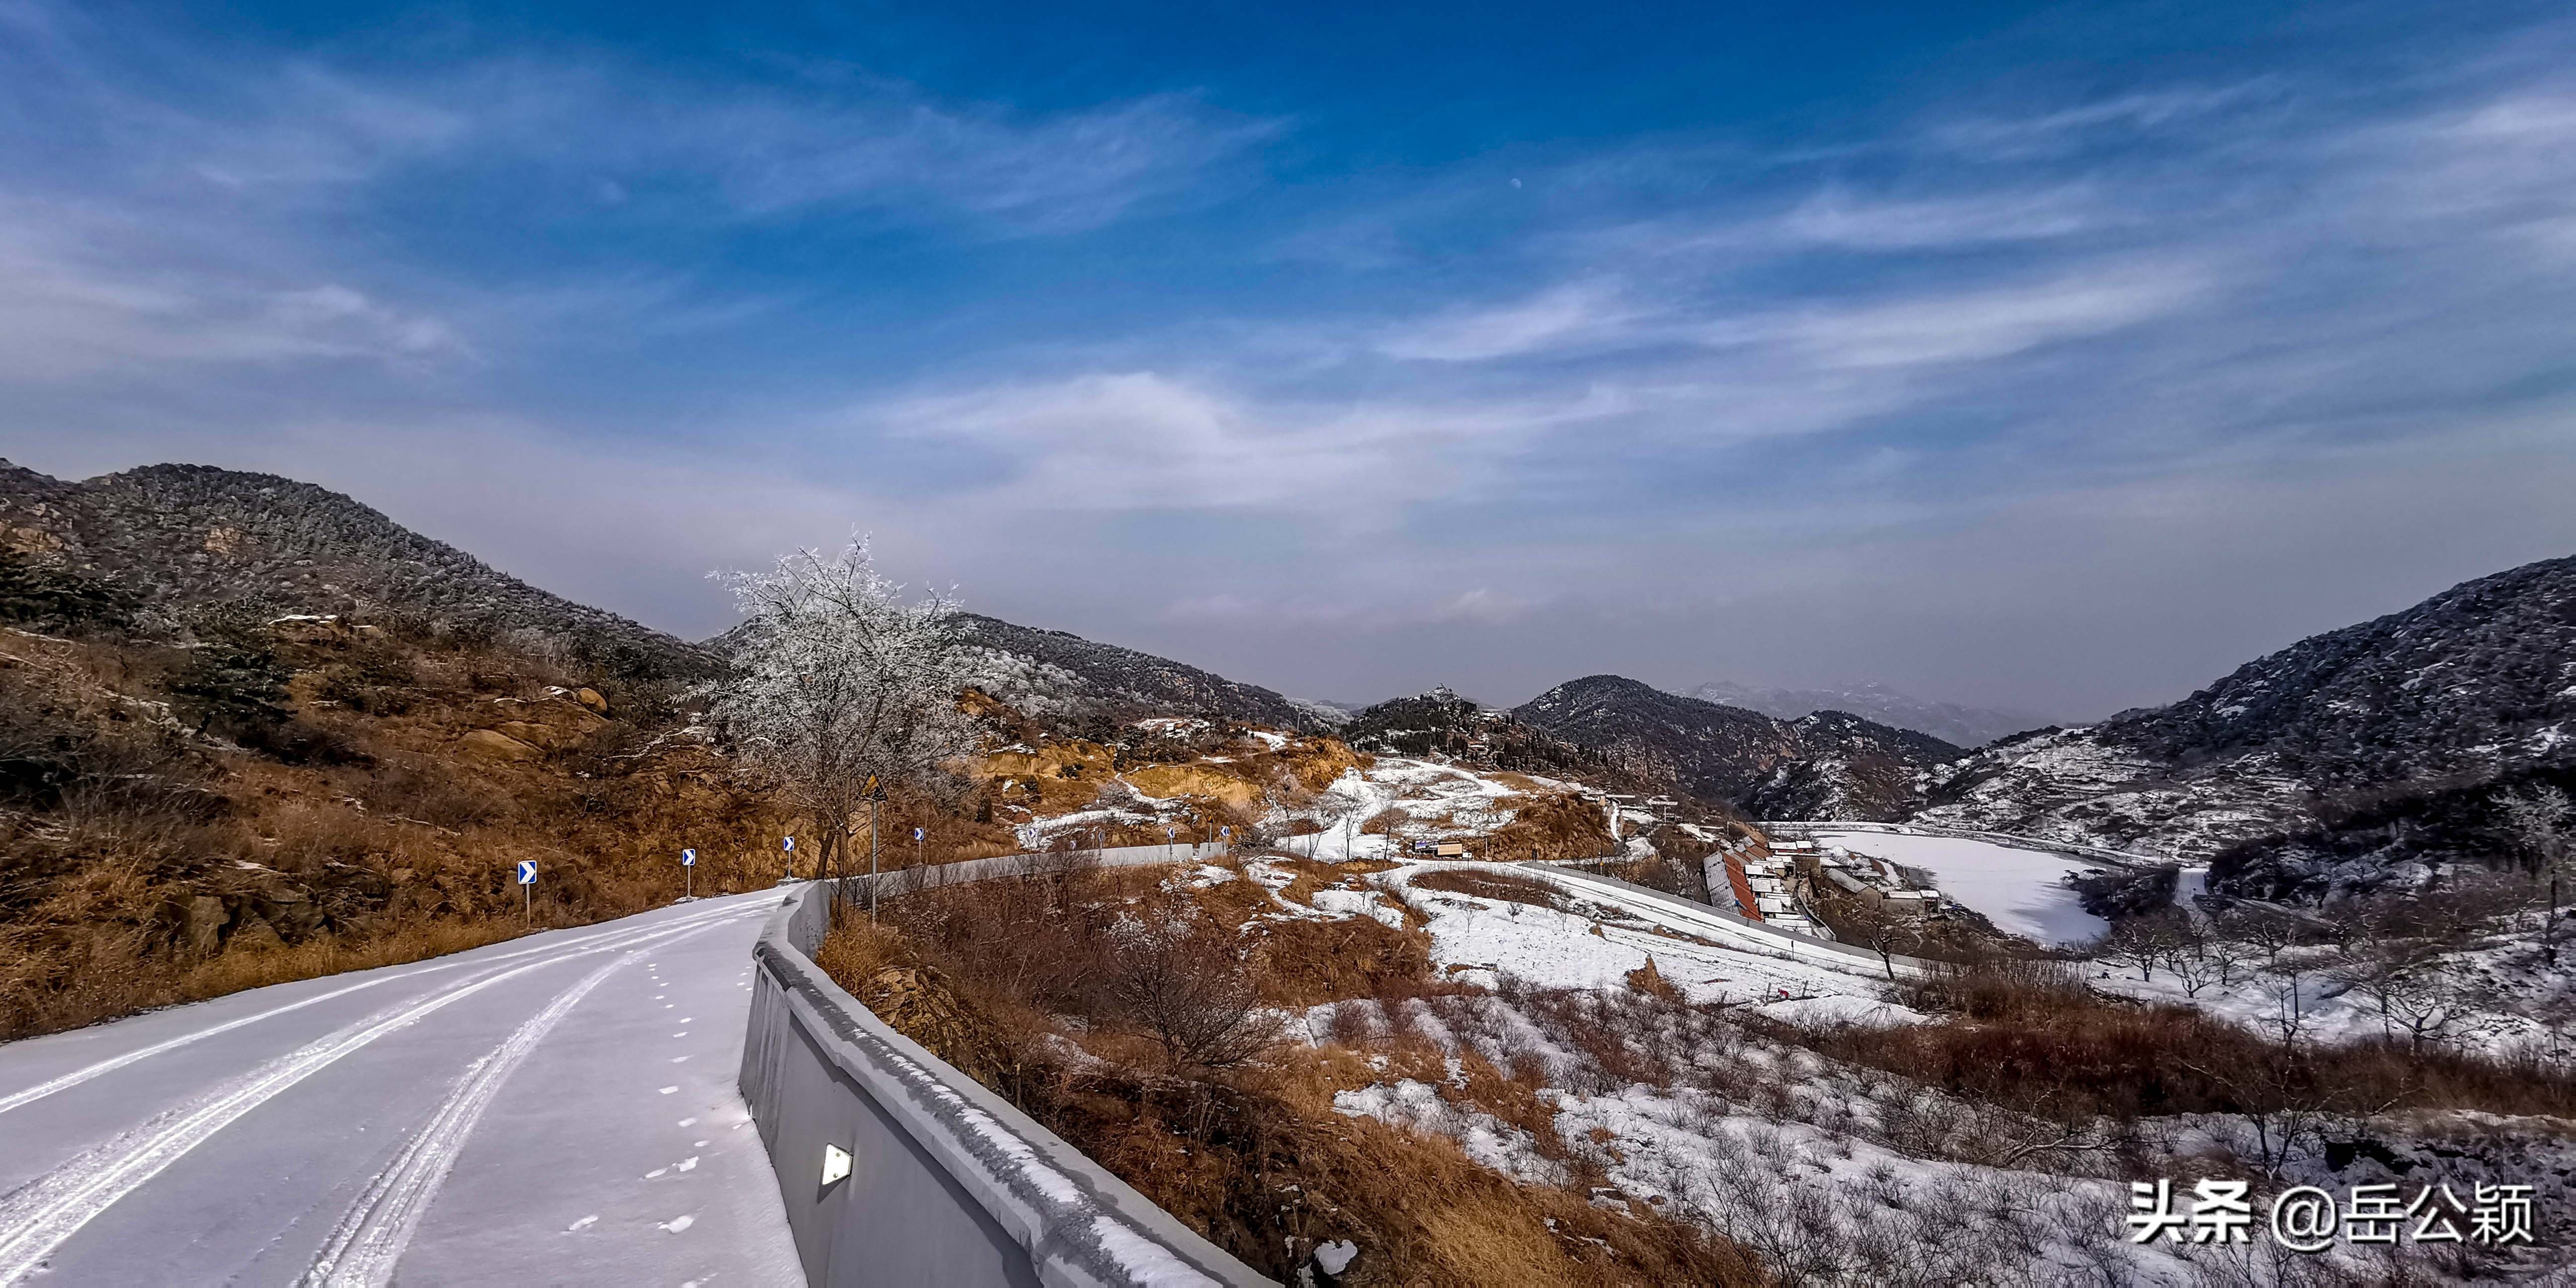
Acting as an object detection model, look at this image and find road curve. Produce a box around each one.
[0,889,802,1286]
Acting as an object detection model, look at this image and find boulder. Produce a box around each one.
[460,729,541,762]
[183,895,228,953]
[259,893,324,940]
[227,913,285,952]
[496,719,569,751]
[576,687,609,716]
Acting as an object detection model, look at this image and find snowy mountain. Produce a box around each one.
[1514,675,1961,819]
[1910,552,2576,879]
[1682,679,2043,748]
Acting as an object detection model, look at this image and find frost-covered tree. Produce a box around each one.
[2498,784,2573,962]
[711,538,973,899]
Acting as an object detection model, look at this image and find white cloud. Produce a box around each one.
[866,370,1570,516]
[1377,281,1638,362]
[1771,186,2107,250]
[1927,83,2279,158]
[1773,263,2215,369]
[0,204,470,380]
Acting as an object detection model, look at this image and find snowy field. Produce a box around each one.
[1808,829,2110,946]
[1017,752,1581,862]
[1372,864,1912,1017]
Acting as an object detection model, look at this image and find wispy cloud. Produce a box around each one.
[0,200,469,380]
[1375,281,1638,362]
[1926,82,2283,158]
[0,2,1277,383]
[862,370,1579,518]
[1768,262,2216,369]
[1769,186,2110,250]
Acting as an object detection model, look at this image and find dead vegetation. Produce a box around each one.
[0,605,811,1037]
[1407,866,1562,909]
[1799,956,2576,1130]
[817,860,1759,1285]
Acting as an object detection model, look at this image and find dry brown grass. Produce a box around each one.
[1480,790,1617,863]
[0,620,812,1040]
[1,913,529,1035]
[1408,866,1562,909]
[1245,915,1447,1008]
[818,865,1763,1285]
[1786,958,2576,1125]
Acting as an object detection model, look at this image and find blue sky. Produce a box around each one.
[7,0,2574,719]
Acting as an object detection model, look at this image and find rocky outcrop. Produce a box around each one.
[0,459,711,680]
[947,614,1322,733]
[460,729,542,762]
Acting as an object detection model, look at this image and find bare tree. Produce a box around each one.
[1102,901,1279,1072]
[2499,784,2573,963]
[1841,901,1921,981]
[2179,1051,2347,1181]
[2336,946,2469,1053]
[2098,911,2186,983]
[2259,962,2313,1047]
[711,537,973,909]
[2166,918,2255,998]
[2216,904,2308,964]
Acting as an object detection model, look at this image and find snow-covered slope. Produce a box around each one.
[1910,552,2576,877]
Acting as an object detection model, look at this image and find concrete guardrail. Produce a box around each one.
[739,843,1277,1288]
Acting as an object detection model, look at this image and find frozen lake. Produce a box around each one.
[1807,830,2112,947]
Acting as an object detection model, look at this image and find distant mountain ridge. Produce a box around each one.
[1909,552,2576,888]
[1338,687,1628,784]
[951,613,1328,732]
[1514,675,1962,819]
[1682,679,2043,749]
[0,460,712,680]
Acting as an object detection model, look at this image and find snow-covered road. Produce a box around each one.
[0,890,802,1286]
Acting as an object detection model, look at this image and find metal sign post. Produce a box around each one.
[912,826,925,872]
[783,835,796,883]
[516,860,537,924]
[681,847,696,899]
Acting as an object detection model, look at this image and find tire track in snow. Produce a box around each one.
[0,905,753,1120]
[0,907,754,1284]
[297,916,732,1287]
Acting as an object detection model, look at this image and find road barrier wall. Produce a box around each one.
[739,845,1275,1288]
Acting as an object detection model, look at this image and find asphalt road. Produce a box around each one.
[0,889,803,1286]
